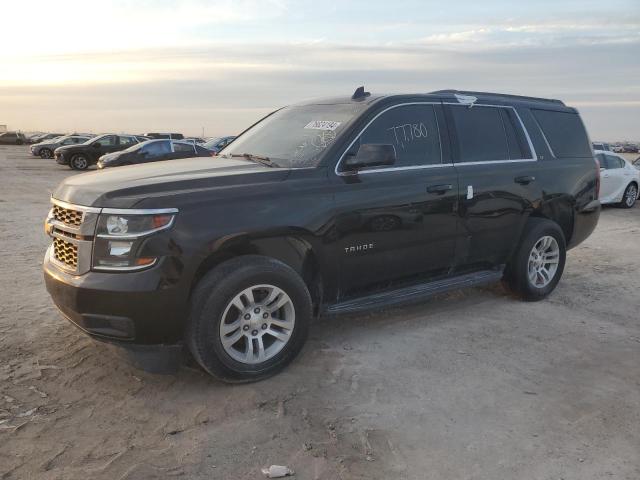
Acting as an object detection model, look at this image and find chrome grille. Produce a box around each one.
[53,237,78,269]
[52,204,83,226]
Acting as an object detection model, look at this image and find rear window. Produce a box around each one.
[448,105,532,163]
[532,109,591,158]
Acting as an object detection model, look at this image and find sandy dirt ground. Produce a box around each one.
[0,145,639,480]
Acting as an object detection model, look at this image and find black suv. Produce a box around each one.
[55,134,143,170]
[44,89,600,382]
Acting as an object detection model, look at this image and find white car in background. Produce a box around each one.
[595,150,639,208]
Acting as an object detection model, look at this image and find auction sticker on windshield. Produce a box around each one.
[304,120,342,131]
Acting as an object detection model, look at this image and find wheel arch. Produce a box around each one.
[189,232,325,314]
[529,197,574,243]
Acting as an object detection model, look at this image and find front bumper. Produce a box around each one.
[44,247,188,345]
[55,153,68,165]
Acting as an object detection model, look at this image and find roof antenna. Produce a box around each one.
[352,86,371,101]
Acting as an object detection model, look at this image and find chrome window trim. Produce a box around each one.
[335,102,444,177]
[92,258,158,272]
[51,197,101,214]
[96,215,176,239]
[335,102,539,176]
[528,110,556,158]
[100,207,179,215]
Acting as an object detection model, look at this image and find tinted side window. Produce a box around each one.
[173,142,195,153]
[119,135,137,146]
[532,109,591,158]
[449,106,509,162]
[358,104,441,167]
[143,141,171,158]
[95,135,117,146]
[500,109,532,159]
[596,153,608,169]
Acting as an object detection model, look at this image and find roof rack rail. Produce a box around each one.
[431,89,565,106]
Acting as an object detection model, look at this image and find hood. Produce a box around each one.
[34,141,49,148]
[55,143,83,153]
[53,156,291,208]
[99,151,121,163]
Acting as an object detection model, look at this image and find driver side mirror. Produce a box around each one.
[343,144,397,171]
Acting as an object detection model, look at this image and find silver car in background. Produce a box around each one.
[30,135,93,158]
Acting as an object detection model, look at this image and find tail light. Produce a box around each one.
[594,157,601,199]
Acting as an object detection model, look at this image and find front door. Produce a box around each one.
[331,102,459,297]
[91,135,118,162]
[444,103,541,269]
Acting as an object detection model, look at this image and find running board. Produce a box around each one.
[325,269,504,315]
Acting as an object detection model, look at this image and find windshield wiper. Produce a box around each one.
[225,153,278,168]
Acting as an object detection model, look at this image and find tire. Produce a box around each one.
[39,148,53,159]
[186,255,312,383]
[618,183,637,209]
[503,218,566,301]
[70,154,89,170]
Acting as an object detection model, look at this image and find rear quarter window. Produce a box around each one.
[532,109,592,158]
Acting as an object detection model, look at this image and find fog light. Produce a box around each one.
[108,240,133,256]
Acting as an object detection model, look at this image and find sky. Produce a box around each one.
[0,0,638,140]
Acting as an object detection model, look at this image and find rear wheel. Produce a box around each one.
[39,148,53,159]
[187,255,312,382]
[503,218,566,301]
[619,183,637,208]
[70,154,89,170]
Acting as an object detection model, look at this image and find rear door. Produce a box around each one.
[444,103,540,269]
[333,102,459,295]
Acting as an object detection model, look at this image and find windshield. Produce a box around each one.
[219,104,365,168]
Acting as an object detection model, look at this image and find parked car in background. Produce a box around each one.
[183,137,206,144]
[0,131,27,145]
[592,142,610,151]
[143,132,184,140]
[55,134,143,170]
[43,88,601,381]
[30,133,65,144]
[633,157,640,170]
[203,135,236,153]
[31,135,92,158]
[612,144,625,153]
[595,150,639,208]
[97,139,211,169]
[622,143,639,153]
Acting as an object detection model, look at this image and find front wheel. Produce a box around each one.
[70,154,89,170]
[187,255,312,382]
[503,218,566,301]
[39,148,53,159]
[619,183,637,208]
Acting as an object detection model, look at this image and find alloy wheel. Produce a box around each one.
[625,185,637,207]
[527,235,560,288]
[219,284,295,364]
[72,156,88,170]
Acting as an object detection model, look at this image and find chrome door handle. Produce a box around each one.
[514,175,536,185]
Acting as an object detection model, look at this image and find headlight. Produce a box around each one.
[92,209,177,271]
